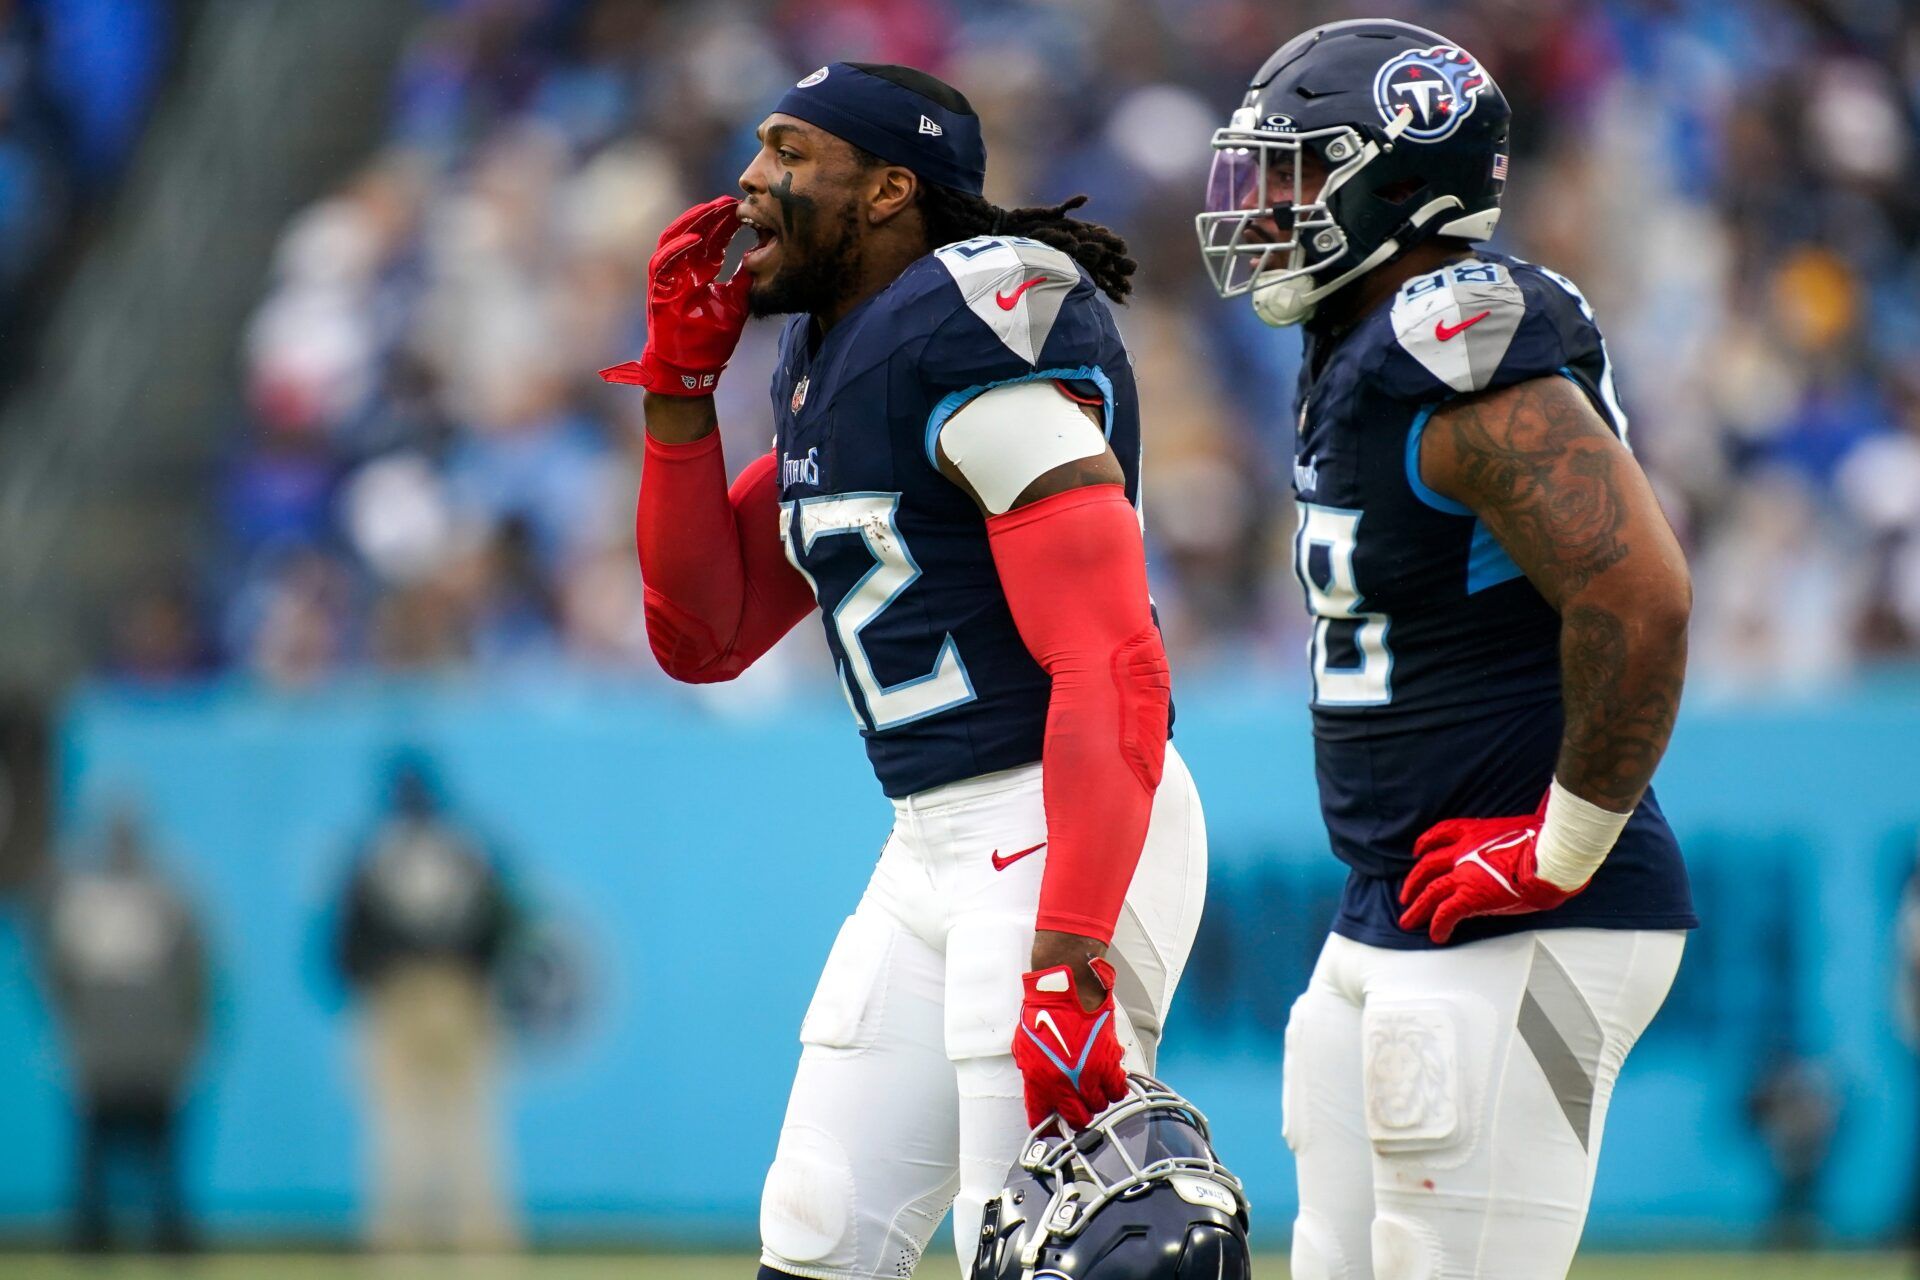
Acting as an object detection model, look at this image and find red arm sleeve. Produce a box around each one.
[635,431,815,683]
[986,484,1171,944]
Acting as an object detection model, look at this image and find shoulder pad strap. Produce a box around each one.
[932,235,1082,365]
[1388,260,1527,394]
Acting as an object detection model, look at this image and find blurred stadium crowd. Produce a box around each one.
[105,0,1920,695]
[0,0,171,336]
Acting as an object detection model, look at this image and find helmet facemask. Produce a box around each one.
[1197,105,1446,327]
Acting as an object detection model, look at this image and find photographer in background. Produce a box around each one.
[41,804,208,1253]
[333,752,519,1253]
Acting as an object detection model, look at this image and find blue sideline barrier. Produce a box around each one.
[0,673,1914,1246]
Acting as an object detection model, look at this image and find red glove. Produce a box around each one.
[1397,796,1587,944]
[601,195,749,395]
[1013,958,1128,1130]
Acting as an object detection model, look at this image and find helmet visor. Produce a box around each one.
[1197,130,1303,297]
[1077,1102,1218,1187]
[1196,123,1367,304]
[1201,146,1299,234]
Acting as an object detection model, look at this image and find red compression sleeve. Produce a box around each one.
[987,484,1171,944]
[635,432,815,683]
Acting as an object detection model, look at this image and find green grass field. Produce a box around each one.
[0,1254,1911,1280]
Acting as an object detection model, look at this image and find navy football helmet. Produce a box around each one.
[1197,19,1511,326]
[969,1076,1250,1280]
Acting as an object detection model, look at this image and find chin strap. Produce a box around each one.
[1253,235,1400,326]
[1251,193,1472,327]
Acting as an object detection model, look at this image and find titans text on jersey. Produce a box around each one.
[1292,249,1696,948]
[771,234,1159,797]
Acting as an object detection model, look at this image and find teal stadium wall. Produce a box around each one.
[0,675,1915,1246]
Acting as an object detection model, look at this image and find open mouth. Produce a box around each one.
[740,210,781,271]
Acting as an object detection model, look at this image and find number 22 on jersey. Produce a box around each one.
[1294,502,1392,706]
[780,492,976,731]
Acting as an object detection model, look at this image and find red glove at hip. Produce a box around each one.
[601,195,749,396]
[1013,958,1128,1130]
[1397,795,1585,945]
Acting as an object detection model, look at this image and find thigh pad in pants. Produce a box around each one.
[1361,996,1486,1166]
[799,911,897,1053]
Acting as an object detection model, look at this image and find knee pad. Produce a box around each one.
[760,1124,854,1268]
[1290,1208,1355,1280]
[1371,1212,1444,1280]
[1361,999,1472,1160]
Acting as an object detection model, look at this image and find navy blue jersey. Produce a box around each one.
[1291,250,1696,948]
[772,234,1153,798]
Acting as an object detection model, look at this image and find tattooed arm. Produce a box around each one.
[1419,375,1691,813]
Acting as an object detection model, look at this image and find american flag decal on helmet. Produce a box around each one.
[1491,153,1509,181]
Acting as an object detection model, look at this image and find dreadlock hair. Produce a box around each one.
[845,146,1140,306]
[919,185,1137,305]
[832,63,1137,304]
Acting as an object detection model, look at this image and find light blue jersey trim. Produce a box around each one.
[1404,404,1473,516]
[1467,522,1524,594]
[923,365,1115,468]
[1402,405,1523,593]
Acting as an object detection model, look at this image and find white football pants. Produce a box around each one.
[1284,928,1685,1280]
[759,746,1207,1280]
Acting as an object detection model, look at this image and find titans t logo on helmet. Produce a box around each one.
[1372,45,1488,142]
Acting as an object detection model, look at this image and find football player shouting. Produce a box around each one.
[603,63,1206,1280]
[1196,20,1697,1280]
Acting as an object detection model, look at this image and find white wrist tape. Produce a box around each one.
[1534,779,1632,891]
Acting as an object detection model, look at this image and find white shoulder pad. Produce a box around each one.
[932,235,1082,365]
[936,379,1106,515]
[1388,260,1527,394]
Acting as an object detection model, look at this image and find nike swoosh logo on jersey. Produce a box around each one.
[991,841,1046,872]
[1434,310,1491,341]
[1033,1009,1073,1058]
[996,276,1046,309]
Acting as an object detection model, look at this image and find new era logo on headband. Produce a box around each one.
[771,62,986,196]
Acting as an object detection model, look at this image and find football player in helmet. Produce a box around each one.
[1196,20,1697,1279]
[971,1076,1250,1280]
[605,63,1207,1279]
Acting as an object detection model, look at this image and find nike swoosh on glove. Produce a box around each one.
[601,195,750,395]
[1397,799,1588,945]
[1013,958,1128,1129]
